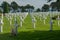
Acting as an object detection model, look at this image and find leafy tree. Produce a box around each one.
[42,4,49,12]
[35,8,41,12]
[1,1,10,13]
[17,4,34,12]
[0,9,2,13]
[47,0,52,2]
[56,1,60,11]
[20,6,26,12]
[56,0,60,2]
[11,1,18,12]
[50,2,57,11]
[25,4,34,12]
[48,0,60,11]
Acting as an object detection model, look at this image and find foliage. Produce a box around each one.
[11,1,19,12]
[1,1,10,13]
[0,9,2,13]
[47,0,60,11]
[35,8,41,12]
[25,4,34,12]
[42,4,49,12]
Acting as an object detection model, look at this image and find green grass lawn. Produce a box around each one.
[0,14,60,40]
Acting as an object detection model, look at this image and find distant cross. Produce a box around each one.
[0,19,3,32]
[32,17,36,28]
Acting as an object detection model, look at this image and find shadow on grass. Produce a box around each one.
[0,30,60,40]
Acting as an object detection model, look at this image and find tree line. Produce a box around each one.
[0,1,41,13]
[0,0,60,13]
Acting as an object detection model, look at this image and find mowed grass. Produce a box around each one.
[0,14,60,40]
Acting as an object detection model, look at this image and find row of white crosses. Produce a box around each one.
[0,13,3,33]
[0,12,60,33]
[57,12,60,26]
[50,12,60,26]
[5,13,13,27]
[29,12,50,29]
[49,12,60,31]
[42,12,49,24]
[30,12,60,31]
[29,13,36,28]
[31,12,49,24]
[33,12,60,25]
[5,12,28,35]
[16,12,28,27]
[5,12,28,28]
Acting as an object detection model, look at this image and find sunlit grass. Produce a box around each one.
[0,14,60,40]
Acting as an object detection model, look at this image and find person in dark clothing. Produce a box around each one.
[50,17,53,31]
[11,20,18,36]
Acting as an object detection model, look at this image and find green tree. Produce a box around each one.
[25,4,34,12]
[11,1,18,12]
[20,6,26,12]
[48,0,60,11]
[0,9,2,13]
[1,1,10,13]
[50,2,57,11]
[35,8,41,12]
[47,0,52,2]
[47,0,60,2]
[42,4,49,12]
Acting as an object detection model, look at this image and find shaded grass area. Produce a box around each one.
[0,30,60,40]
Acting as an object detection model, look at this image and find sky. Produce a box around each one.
[0,0,56,9]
